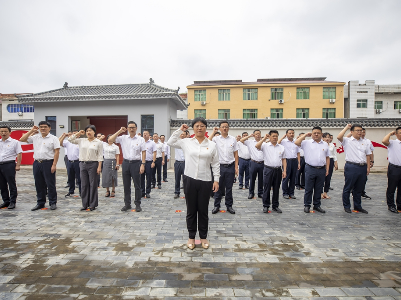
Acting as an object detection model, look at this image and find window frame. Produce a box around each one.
[270,108,283,119]
[141,114,154,136]
[296,108,309,119]
[322,108,336,118]
[7,104,35,113]
[374,101,383,110]
[243,88,258,100]
[394,101,401,109]
[296,87,310,100]
[356,99,368,108]
[194,90,206,102]
[271,88,283,100]
[194,109,206,119]
[218,109,230,119]
[218,89,230,101]
[243,109,258,119]
[323,87,336,99]
[45,116,57,136]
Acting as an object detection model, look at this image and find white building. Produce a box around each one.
[0,93,33,122]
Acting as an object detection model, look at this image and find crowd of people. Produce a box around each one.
[0,119,400,249]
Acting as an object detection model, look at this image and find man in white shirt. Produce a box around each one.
[20,121,60,211]
[337,124,371,214]
[209,121,239,214]
[256,130,287,214]
[240,130,264,199]
[361,128,374,199]
[237,132,251,189]
[173,131,186,199]
[141,131,157,198]
[151,133,165,189]
[295,126,330,214]
[59,131,81,198]
[63,131,72,189]
[278,129,300,199]
[0,125,22,210]
[160,135,170,182]
[382,127,401,213]
[295,132,305,190]
[109,121,145,212]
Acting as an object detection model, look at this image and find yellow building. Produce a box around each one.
[187,77,345,120]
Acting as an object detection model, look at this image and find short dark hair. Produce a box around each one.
[143,130,150,134]
[351,124,363,131]
[191,117,207,128]
[153,133,158,136]
[253,129,261,134]
[299,132,305,135]
[286,129,294,134]
[396,127,401,133]
[106,134,113,143]
[128,121,137,127]
[185,130,190,135]
[38,121,51,128]
[215,132,221,135]
[160,135,165,138]
[322,132,330,138]
[362,127,366,131]
[312,126,322,132]
[269,130,279,136]
[242,132,248,135]
[219,120,229,127]
[85,124,96,133]
[97,132,103,136]
[0,125,11,132]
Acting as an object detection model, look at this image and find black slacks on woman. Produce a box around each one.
[183,175,213,239]
[323,158,335,193]
[80,161,99,209]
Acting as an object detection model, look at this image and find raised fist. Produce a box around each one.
[390,131,396,136]
[213,127,219,133]
[31,125,39,132]
[264,133,270,139]
[346,124,352,129]
[120,127,127,132]
[180,124,189,131]
[78,130,85,136]
[305,132,312,137]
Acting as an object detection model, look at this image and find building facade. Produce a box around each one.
[0,93,33,122]
[187,77,345,120]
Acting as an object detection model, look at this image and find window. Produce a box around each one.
[243,109,258,119]
[323,87,336,99]
[270,108,283,119]
[46,116,57,136]
[394,101,401,109]
[218,89,230,101]
[322,108,336,118]
[71,120,80,131]
[271,88,283,100]
[243,88,258,100]
[357,99,368,108]
[218,109,230,119]
[141,115,154,135]
[7,104,35,113]
[374,101,383,110]
[194,90,206,102]
[296,108,309,119]
[296,87,310,99]
[194,109,206,119]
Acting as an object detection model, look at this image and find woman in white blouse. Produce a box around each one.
[102,134,120,197]
[322,133,338,199]
[69,125,103,211]
[167,117,220,250]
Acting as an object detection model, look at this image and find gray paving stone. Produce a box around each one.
[341,287,375,296]
[315,288,347,296]
[368,288,401,296]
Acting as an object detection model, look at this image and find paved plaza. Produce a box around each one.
[1,167,401,299]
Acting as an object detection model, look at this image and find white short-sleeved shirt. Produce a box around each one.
[155,141,164,158]
[299,147,304,157]
[301,139,330,167]
[103,143,120,160]
[212,135,239,164]
[244,139,264,162]
[63,140,80,161]
[280,138,300,159]
[162,143,170,159]
[142,139,157,161]
[341,136,372,164]
[0,137,22,162]
[259,142,285,167]
[328,143,337,161]
[364,138,375,153]
[115,135,144,161]
[27,133,60,160]
[387,139,401,166]
[175,148,185,161]
[238,141,251,160]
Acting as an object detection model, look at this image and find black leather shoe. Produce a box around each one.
[212,207,220,214]
[157,185,162,189]
[389,207,399,214]
[263,207,269,213]
[65,193,74,198]
[145,193,151,198]
[174,194,179,199]
[344,208,352,213]
[89,207,95,211]
[7,203,15,209]
[355,208,368,214]
[227,207,235,214]
[361,193,371,199]
[296,186,300,190]
[121,206,132,212]
[0,202,10,209]
[304,206,310,213]
[283,195,290,199]
[50,204,57,210]
[239,186,243,189]
[163,179,168,182]
[329,187,333,190]
[31,204,45,211]
[142,194,146,198]
[258,195,263,199]
[135,205,142,212]
[151,184,155,189]
[80,207,87,211]
[272,207,282,213]
[314,206,325,213]
[290,195,296,199]
[64,185,69,188]
[245,186,249,189]
[248,194,254,199]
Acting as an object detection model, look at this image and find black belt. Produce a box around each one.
[123,159,140,163]
[306,163,325,169]
[176,160,185,163]
[220,162,234,168]
[80,161,97,164]
[251,159,264,164]
[346,161,367,166]
[69,159,79,163]
[264,165,281,170]
[35,159,53,163]
[389,163,401,169]
[240,157,250,161]
[0,160,15,165]
[286,158,297,160]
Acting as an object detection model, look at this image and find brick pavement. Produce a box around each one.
[0,168,401,299]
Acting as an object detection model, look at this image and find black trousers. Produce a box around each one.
[304,165,325,208]
[282,158,297,196]
[183,175,213,239]
[214,163,235,208]
[262,166,282,209]
[386,163,401,208]
[122,159,142,207]
[152,157,162,186]
[163,160,168,181]
[174,161,185,195]
[342,162,366,210]
[80,161,98,209]
[141,161,153,195]
[238,158,250,188]
[249,161,264,196]
[33,160,57,206]
[295,156,305,188]
[68,160,81,194]
[323,158,334,193]
[64,155,70,186]
[0,161,17,204]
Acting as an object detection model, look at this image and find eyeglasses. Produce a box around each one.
[353,130,363,132]
[220,126,229,129]
[128,127,136,129]
[194,125,206,129]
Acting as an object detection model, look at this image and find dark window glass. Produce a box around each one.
[141,115,154,135]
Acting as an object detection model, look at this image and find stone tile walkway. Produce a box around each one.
[0,168,400,299]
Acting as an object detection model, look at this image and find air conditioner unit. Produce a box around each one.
[399,109,401,113]
[329,99,336,103]
[278,99,284,104]
[375,109,382,114]
[201,101,206,106]
[18,112,23,116]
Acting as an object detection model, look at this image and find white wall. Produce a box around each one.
[2,99,35,121]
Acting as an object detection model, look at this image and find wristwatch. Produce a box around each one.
[141,162,145,165]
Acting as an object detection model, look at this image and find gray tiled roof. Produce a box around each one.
[170,118,401,129]
[0,120,34,129]
[17,81,186,108]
